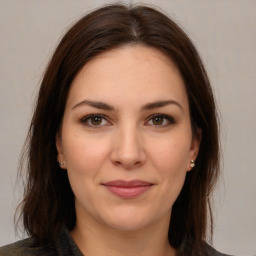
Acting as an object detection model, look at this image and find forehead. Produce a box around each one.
[66,45,188,111]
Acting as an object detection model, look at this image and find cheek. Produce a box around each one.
[149,135,191,174]
[148,135,191,203]
[62,134,111,207]
[62,131,111,175]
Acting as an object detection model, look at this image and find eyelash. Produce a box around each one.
[80,113,176,128]
[146,114,176,126]
[80,114,110,127]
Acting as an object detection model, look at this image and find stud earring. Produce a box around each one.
[190,160,195,168]
[58,161,64,167]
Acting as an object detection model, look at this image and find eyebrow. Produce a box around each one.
[141,100,183,112]
[72,100,115,111]
[72,99,183,112]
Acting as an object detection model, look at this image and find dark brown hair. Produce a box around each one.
[18,3,219,253]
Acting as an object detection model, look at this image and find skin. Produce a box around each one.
[56,45,200,256]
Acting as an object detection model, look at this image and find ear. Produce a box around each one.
[56,131,65,169]
[187,128,202,171]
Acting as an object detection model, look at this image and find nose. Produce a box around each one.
[110,126,146,170]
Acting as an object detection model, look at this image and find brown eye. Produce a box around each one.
[81,114,110,127]
[152,116,164,125]
[90,116,102,125]
[146,114,175,127]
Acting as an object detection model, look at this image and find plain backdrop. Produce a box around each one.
[0,0,255,255]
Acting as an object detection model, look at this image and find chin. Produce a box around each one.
[99,206,157,232]
[106,219,149,232]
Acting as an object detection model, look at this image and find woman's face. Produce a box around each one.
[57,45,200,232]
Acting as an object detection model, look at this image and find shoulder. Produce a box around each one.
[0,238,32,256]
[0,238,57,256]
[178,237,234,256]
[0,228,82,256]
[204,243,234,256]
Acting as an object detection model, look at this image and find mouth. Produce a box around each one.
[102,180,153,199]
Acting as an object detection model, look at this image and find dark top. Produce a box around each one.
[0,229,232,256]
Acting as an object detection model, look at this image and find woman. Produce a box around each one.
[0,4,230,256]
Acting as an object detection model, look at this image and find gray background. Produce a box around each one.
[0,0,255,255]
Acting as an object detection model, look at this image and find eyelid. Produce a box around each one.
[145,113,176,126]
[80,114,112,127]
[80,113,176,128]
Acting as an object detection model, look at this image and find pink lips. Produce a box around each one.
[103,180,152,199]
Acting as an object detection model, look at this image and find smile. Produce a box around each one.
[102,180,153,199]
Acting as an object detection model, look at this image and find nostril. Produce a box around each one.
[113,159,143,170]
[114,160,122,166]
[134,161,142,166]
[109,138,147,169]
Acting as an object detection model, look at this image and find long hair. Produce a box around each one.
[17,4,219,253]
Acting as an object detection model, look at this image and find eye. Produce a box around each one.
[146,114,175,127]
[81,114,111,127]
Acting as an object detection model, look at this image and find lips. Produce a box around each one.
[102,180,153,198]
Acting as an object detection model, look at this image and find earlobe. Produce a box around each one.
[190,160,195,168]
[187,128,202,171]
[56,132,65,168]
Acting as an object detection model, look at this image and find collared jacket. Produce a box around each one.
[0,228,232,256]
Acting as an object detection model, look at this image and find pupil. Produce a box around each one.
[92,116,102,125]
[153,117,163,125]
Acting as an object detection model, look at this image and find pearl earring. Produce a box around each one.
[58,161,64,167]
[190,160,195,168]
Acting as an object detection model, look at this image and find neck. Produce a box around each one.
[71,213,176,256]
